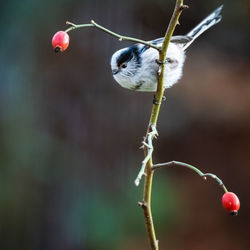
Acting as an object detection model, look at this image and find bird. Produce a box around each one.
[110,5,223,92]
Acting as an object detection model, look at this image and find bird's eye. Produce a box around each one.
[121,63,127,69]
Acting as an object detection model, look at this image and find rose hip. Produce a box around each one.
[222,192,240,216]
[52,31,69,52]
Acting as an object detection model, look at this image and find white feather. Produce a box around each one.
[110,6,223,92]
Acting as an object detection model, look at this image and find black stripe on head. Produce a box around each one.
[117,45,141,67]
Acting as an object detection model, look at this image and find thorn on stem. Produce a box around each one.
[179,5,189,11]
[138,201,147,208]
[142,141,152,149]
[150,124,158,137]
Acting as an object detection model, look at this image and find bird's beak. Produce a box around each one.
[112,69,119,75]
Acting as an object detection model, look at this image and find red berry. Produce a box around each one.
[222,192,240,216]
[52,31,69,52]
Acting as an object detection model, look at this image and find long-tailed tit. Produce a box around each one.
[111,5,223,91]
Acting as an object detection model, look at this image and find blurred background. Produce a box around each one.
[0,0,249,249]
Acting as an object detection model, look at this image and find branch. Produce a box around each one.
[152,161,228,193]
[149,1,188,126]
[138,1,188,250]
[65,21,160,51]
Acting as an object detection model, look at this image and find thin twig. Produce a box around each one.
[152,161,228,193]
[65,21,160,51]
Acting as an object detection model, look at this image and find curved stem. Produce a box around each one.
[65,20,160,51]
[152,161,228,193]
[139,1,187,249]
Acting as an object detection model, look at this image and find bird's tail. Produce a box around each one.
[183,5,223,50]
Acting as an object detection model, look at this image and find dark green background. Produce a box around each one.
[0,0,249,249]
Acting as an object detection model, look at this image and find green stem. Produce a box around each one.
[65,21,160,51]
[141,1,186,249]
[152,161,228,193]
[149,0,187,126]
[140,158,158,250]
[65,23,94,33]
